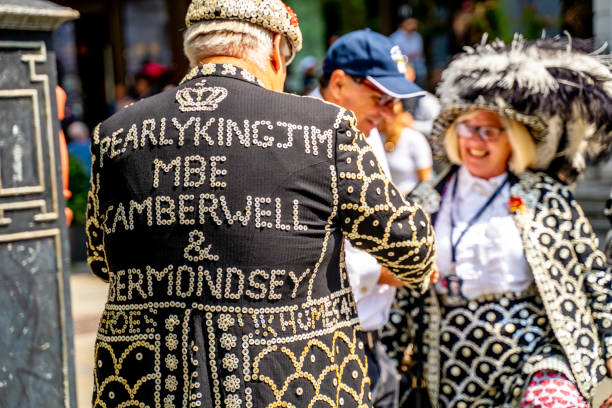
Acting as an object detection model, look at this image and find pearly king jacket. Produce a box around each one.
[384,167,612,405]
[85,63,435,408]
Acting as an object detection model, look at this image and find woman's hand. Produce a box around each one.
[600,358,612,408]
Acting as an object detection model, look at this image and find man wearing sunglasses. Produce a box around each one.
[313,29,425,136]
[311,29,426,408]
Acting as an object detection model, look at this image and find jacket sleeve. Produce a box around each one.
[564,191,612,360]
[85,123,109,281]
[334,109,436,293]
[577,236,612,360]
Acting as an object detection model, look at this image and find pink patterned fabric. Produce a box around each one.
[521,371,587,408]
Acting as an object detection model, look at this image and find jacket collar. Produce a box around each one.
[309,87,323,99]
[434,165,520,194]
[455,166,509,198]
[180,63,265,88]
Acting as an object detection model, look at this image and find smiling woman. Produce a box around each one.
[383,34,612,408]
[443,110,536,180]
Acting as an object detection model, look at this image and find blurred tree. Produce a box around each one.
[522,4,558,39]
[321,0,368,37]
[561,0,593,39]
[285,0,327,93]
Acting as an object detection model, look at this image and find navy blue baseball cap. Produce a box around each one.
[323,29,425,99]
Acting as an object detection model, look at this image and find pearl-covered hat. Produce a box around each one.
[185,0,302,58]
[432,34,612,182]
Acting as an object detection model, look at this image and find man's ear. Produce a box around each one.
[270,33,284,72]
[325,69,347,101]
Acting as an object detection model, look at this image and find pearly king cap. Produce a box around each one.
[185,0,302,60]
[323,29,425,99]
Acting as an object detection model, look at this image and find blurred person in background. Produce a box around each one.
[379,102,432,195]
[378,62,433,195]
[56,85,72,225]
[328,32,340,47]
[133,61,173,99]
[66,121,91,179]
[390,17,427,88]
[113,82,136,112]
[384,35,612,408]
[66,120,92,227]
[397,59,441,138]
[406,90,441,138]
[452,1,476,52]
[312,29,434,408]
[298,55,318,95]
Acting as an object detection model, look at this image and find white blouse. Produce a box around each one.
[434,166,533,299]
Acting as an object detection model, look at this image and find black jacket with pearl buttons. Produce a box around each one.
[86,63,435,408]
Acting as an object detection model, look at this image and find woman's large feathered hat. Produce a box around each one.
[432,33,612,182]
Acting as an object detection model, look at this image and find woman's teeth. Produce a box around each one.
[469,149,487,157]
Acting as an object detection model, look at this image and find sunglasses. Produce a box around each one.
[455,121,505,141]
[350,76,399,107]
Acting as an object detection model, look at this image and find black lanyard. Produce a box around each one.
[449,172,509,265]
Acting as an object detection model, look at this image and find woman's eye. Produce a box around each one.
[481,127,496,138]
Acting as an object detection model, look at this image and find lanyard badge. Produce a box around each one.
[441,172,510,305]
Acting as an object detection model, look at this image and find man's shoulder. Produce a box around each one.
[277,90,345,118]
[261,89,356,133]
[98,81,351,135]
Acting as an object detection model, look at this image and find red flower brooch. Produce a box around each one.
[508,196,525,213]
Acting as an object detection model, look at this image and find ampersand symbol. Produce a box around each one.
[184,230,219,262]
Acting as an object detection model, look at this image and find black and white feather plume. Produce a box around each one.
[432,33,612,182]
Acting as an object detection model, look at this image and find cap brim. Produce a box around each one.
[366,75,425,99]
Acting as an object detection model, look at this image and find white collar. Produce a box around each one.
[456,165,508,199]
[309,87,323,99]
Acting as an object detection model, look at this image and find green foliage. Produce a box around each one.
[67,155,89,225]
[285,0,327,92]
[471,0,511,42]
[522,5,559,39]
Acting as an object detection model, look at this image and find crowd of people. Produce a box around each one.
[81,1,612,408]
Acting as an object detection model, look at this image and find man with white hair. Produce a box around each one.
[86,1,436,407]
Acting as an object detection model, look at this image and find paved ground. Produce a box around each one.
[70,263,107,408]
[70,262,611,407]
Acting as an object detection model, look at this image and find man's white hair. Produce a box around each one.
[183,20,293,71]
